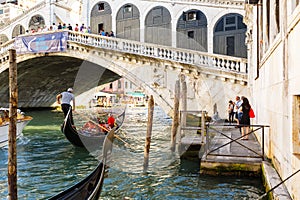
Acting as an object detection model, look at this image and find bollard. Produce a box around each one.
[8,49,18,200]
[143,95,154,172]
[171,80,180,152]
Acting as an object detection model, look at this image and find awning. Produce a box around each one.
[94,92,116,98]
[126,92,145,98]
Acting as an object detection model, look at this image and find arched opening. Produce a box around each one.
[90,1,112,35]
[116,3,140,41]
[0,34,9,45]
[213,13,247,58]
[176,9,207,51]
[145,6,171,46]
[28,14,45,32]
[12,24,26,38]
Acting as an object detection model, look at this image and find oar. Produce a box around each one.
[88,120,134,149]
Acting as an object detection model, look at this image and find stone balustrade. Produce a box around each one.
[0,30,247,76]
[144,0,245,8]
[68,31,247,74]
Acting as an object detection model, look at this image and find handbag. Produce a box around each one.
[249,107,255,118]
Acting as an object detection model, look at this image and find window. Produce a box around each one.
[118,80,122,89]
[292,95,300,154]
[153,16,161,25]
[124,5,132,13]
[125,82,128,89]
[188,31,194,39]
[0,10,3,15]
[215,19,224,32]
[98,3,104,11]
[224,16,237,31]
[187,11,196,21]
[109,83,113,89]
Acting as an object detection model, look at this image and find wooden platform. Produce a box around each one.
[200,126,263,177]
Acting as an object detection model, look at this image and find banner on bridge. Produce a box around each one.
[14,31,68,54]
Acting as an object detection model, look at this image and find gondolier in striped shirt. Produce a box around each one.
[56,88,75,125]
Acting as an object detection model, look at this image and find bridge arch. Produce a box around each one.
[12,24,26,38]
[0,34,9,44]
[176,9,208,51]
[28,14,46,32]
[116,3,140,41]
[90,1,112,34]
[144,6,171,46]
[212,12,247,58]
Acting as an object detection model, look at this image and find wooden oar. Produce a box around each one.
[86,119,134,149]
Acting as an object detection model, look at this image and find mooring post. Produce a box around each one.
[8,49,18,200]
[180,75,187,138]
[201,111,206,143]
[144,95,154,172]
[171,80,180,152]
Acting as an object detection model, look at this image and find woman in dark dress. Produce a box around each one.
[239,97,251,140]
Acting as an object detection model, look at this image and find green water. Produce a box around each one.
[0,107,265,199]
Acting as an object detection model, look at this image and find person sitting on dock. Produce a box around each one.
[56,88,75,125]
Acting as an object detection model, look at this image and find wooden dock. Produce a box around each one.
[200,125,263,177]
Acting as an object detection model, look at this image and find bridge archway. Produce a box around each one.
[116,3,140,41]
[90,1,112,34]
[12,24,26,38]
[176,9,207,51]
[213,13,247,58]
[28,14,45,32]
[145,6,171,46]
[0,34,9,44]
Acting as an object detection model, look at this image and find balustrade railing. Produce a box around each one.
[144,0,245,8]
[68,31,248,74]
[0,31,248,74]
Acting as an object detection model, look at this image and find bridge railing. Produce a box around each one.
[68,31,248,74]
[147,0,245,8]
[0,30,248,74]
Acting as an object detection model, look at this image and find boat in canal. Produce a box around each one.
[0,108,32,148]
[49,128,115,200]
[61,107,125,151]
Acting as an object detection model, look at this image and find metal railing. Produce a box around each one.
[204,123,270,161]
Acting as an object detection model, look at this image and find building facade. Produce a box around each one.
[245,0,300,199]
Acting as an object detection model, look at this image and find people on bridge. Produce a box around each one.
[56,88,75,125]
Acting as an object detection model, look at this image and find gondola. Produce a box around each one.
[61,107,125,152]
[49,128,115,200]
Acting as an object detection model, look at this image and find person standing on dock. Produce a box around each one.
[234,96,242,125]
[228,100,234,124]
[239,97,251,140]
[56,88,75,125]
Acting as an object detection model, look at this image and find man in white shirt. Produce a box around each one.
[234,96,242,124]
[56,88,75,124]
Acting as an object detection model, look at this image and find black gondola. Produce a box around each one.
[61,108,125,152]
[49,128,115,200]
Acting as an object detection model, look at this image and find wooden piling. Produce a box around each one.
[180,76,187,138]
[171,80,180,152]
[144,95,154,172]
[8,49,18,200]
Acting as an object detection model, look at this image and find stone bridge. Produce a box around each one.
[0,31,248,117]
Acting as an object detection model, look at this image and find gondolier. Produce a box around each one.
[56,88,75,125]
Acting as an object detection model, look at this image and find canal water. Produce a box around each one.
[0,106,265,199]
